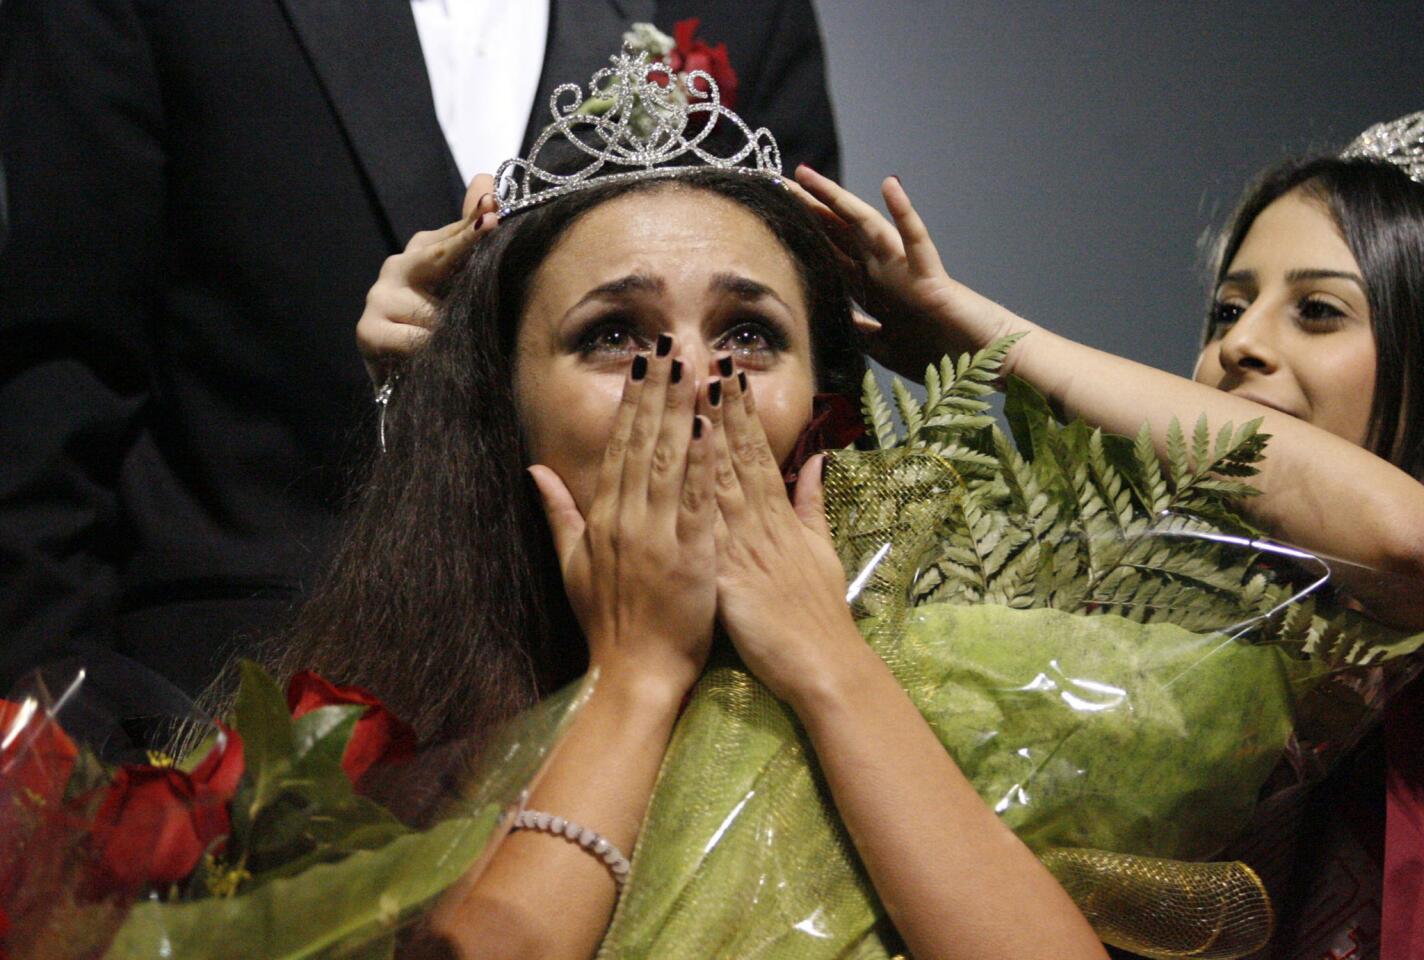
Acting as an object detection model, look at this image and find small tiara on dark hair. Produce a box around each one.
[493,46,782,218]
[1341,110,1424,186]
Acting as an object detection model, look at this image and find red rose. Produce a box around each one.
[286,672,416,784]
[667,18,738,108]
[88,729,244,889]
[0,703,84,937]
[0,698,79,808]
[186,726,246,798]
[781,392,867,487]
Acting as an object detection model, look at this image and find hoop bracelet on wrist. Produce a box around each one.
[512,808,631,888]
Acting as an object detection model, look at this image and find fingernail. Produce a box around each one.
[717,355,734,377]
[692,416,704,439]
[656,333,673,357]
[799,163,818,176]
[670,359,683,384]
[891,174,903,185]
[708,379,722,406]
[631,355,648,381]
[738,371,747,391]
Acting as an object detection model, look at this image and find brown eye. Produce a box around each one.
[715,320,788,359]
[1208,302,1244,337]
[575,320,643,357]
[1297,298,1347,329]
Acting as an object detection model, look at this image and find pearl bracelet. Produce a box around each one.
[512,808,631,888]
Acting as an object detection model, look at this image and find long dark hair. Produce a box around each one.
[1209,156,1424,479]
[242,171,863,766]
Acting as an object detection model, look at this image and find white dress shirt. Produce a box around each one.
[410,0,550,186]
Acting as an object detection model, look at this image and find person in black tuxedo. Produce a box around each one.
[0,0,839,698]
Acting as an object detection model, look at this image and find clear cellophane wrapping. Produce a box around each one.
[0,652,590,960]
[597,448,1422,959]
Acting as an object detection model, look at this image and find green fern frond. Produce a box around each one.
[924,442,999,477]
[1086,429,1136,531]
[1165,419,1191,492]
[1191,414,1212,480]
[893,378,924,440]
[860,369,897,450]
[831,339,1418,675]
[923,413,998,433]
[923,363,942,410]
[1130,424,1170,515]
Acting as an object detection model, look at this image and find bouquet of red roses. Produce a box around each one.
[0,658,584,960]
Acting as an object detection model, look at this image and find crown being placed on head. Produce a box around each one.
[494,47,783,217]
[1341,110,1424,185]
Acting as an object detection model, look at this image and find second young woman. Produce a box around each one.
[793,145,1424,960]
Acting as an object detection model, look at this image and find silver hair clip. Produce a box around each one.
[494,46,782,217]
[1341,110,1424,185]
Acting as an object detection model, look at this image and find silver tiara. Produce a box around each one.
[494,47,782,217]
[1341,110,1424,185]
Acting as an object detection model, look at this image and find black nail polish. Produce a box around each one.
[631,355,648,381]
[656,333,673,357]
[737,371,747,391]
[670,359,683,384]
[692,416,704,440]
[708,379,722,406]
[717,355,734,377]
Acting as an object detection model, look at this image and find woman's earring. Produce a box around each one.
[376,373,399,453]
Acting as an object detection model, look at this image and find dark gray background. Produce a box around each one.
[815,0,1424,380]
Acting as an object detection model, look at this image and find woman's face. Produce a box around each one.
[513,186,817,511]
[1193,188,1377,446]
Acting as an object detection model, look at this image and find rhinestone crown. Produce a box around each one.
[494,47,782,217]
[1341,110,1424,185]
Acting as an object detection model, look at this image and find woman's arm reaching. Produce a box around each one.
[701,371,1109,960]
[795,167,1424,628]
[1009,327,1424,622]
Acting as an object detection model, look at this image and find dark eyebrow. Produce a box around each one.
[1285,268,1367,290]
[710,272,791,311]
[571,273,665,310]
[583,270,660,297]
[1219,268,1367,291]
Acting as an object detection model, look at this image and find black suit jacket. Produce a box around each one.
[0,0,839,696]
